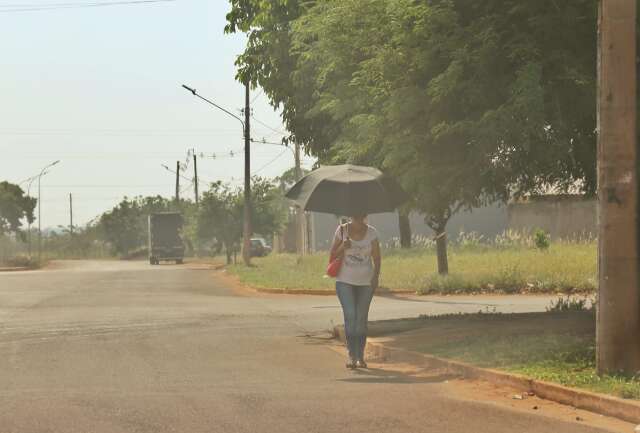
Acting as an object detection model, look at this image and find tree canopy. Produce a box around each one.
[226,0,601,273]
[197,177,286,263]
[0,181,36,238]
[98,195,173,256]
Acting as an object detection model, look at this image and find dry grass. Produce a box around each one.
[228,241,597,294]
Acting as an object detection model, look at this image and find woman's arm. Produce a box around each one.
[371,239,381,290]
[330,226,350,258]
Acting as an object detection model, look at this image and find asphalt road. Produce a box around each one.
[0,261,623,433]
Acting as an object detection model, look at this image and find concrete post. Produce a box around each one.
[596,0,640,375]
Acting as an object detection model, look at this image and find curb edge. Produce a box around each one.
[333,325,640,424]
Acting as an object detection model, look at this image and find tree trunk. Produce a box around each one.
[398,212,412,249]
[225,244,232,265]
[435,230,448,275]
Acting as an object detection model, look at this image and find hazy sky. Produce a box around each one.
[1,0,315,229]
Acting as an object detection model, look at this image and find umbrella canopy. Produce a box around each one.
[285,164,409,215]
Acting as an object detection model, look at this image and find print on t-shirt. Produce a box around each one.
[345,246,368,267]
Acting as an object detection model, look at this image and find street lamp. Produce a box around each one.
[182,83,253,266]
[25,172,46,258]
[37,160,60,262]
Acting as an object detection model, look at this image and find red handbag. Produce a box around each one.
[326,225,345,278]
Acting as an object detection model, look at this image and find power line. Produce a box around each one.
[0,128,240,137]
[250,115,287,136]
[42,184,172,188]
[250,89,263,105]
[0,0,175,13]
[253,148,289,175]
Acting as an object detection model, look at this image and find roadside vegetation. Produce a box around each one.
[0,176,287,265]
[386,310,640,400]
[228,231,597,295]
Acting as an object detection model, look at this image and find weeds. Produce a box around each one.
[547,296,596,313]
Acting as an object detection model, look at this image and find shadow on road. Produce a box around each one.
[375,291,500,307]
[337,367,456,384]
[297,332,337,345]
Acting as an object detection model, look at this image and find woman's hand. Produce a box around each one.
[342,238,352,250]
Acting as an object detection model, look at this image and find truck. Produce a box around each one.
[148,212,184,265]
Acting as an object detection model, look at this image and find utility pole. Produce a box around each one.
[193,151,199,205]
[69,193,73,235]
[180,83,249,263]
[294,141,305,258]
[175,161,180,203]
[26,175,38,259]
[596,0,640,375]
[242,82,252,266]
[37,160,60,262]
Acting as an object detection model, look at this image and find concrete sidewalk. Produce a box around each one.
[334,313,640,425]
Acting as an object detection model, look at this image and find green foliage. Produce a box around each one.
[98,196,174,256]
[534,228,551,250]
[197,182,242,260]
[226,0,601,275]
[197,177,286,262]
[0,181,36,238]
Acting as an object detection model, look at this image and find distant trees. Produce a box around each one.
[0,181,36,238]
[226,0,601,274]
[197,178,286,264]
[98,196,173,257]
[90,177,286,261]
[197,183,242,264]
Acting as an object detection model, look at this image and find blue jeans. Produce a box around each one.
[336,281,374,361]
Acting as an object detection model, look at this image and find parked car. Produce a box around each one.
[249,238,272,257]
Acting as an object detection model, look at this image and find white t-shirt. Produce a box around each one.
[333,224,379,286]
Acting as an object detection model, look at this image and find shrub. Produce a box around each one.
[492,264,524,293]
[534,229,551,250]
[1,255,38,269]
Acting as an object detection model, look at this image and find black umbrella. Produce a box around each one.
[285,164,409,216]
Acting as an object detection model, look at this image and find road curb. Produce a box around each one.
[0,267,30,272]
[333,324,640,424]
[255,287,335,296]
[254,287,416,296]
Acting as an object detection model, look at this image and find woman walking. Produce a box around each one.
[330,214,381,369]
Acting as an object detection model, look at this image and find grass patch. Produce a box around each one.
[228,242,597,294]
[228,254,335,291]
[388,312,640,400]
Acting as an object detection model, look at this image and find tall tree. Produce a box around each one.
[0,181,36,238]
[197,182,242,264]
[197,178,286,264]
[288,0,600,273]
[227,0,602,274]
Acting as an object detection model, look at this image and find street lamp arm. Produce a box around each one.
[181,84,245,132]
[161,164,194,183]
[39,160,60,178]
